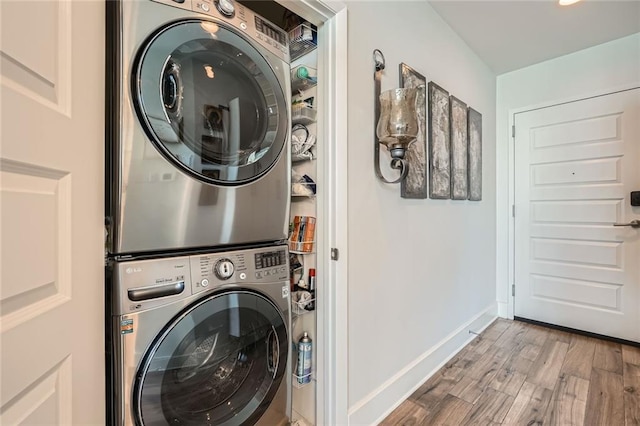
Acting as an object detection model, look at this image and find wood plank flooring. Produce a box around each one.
[380,319,640,426]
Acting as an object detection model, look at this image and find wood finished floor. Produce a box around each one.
[380,319,640,426]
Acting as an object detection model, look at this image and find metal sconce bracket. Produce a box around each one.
[373,49,408,184]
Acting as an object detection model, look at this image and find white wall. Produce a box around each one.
[345,2,497,424]
[496,33,640,318]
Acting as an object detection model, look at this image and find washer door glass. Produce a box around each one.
[133,20,288,185]
[134,291,288,425]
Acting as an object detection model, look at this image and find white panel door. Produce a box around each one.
[514,88,640,343]
[1,0,105,424]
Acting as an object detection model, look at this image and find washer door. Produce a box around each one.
[133,20,288,185]
[133,290,288,425]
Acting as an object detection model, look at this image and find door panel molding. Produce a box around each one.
[0,0,72,114]
[0,159,71,333]
[0,356,72,425]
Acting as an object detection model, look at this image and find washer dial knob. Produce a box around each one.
[216,0,235,17]
[214,258,235,280]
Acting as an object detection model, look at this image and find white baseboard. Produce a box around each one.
[347,303,498,425]
[497,301,510,319]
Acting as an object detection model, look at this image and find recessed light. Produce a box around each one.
[559,0,582,5]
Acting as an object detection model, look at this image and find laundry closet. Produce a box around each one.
[238,2,322,424]
[104,0,321,424]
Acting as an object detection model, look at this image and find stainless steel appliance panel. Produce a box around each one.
[110,245,291,425]
[107,0,291,255]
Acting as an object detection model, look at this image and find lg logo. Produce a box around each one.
[125,267,143,274]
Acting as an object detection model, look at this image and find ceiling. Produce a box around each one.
[428,0,640,74]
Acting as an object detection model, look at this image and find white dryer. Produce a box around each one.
[108,245,291,425]
[106,0,291,256]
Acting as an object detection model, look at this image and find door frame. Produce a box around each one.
[507,82,640,320]
[273,1,348,424]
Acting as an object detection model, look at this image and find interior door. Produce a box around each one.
[514,88,640,342]
[0,1,105,423]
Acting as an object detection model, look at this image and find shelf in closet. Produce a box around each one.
[291,196,315,203]
[288,241,315,254]
[288,19,318,426]
[292,372,314,389]
[292,152,315,162]
[289,23,317,62]
[292,292,316,316]
[291,104,317,124]
[291,180,316,199]
[291,65,317,94]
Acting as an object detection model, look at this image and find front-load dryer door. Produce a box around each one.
[133,290,289,425]
[133,20,288,185]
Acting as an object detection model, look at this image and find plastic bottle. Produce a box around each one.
[296,332,312,384]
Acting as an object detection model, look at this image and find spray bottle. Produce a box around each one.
[296,332,312,384]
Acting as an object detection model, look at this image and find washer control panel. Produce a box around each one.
[113,245,289,314]
[190,246,289,295]
[253,249,288,279]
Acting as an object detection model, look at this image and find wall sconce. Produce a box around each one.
[373,49,419,184]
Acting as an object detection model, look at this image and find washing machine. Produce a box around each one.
[108,244,291,425]
[106,0,291,256]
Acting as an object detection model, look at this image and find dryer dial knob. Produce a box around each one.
[214,259,235,280]
[216,0,235,17]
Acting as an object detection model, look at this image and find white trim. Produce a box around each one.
[497,301,509,319]
[507,82,640,118]
[507,110,516,320]
[506,82,640,321]
[278,0,345,25]
[318,7,349,426]
[348,304,498,426]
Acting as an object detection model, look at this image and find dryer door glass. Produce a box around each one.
[134,20,289,185]
[134,290,288,425]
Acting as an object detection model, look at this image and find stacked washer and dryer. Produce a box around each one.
[105,0,293,424]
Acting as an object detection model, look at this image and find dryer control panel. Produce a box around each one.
[150,0,290,61]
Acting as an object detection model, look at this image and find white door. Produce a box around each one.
[514,88,640,343]
[1,1,105,424]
